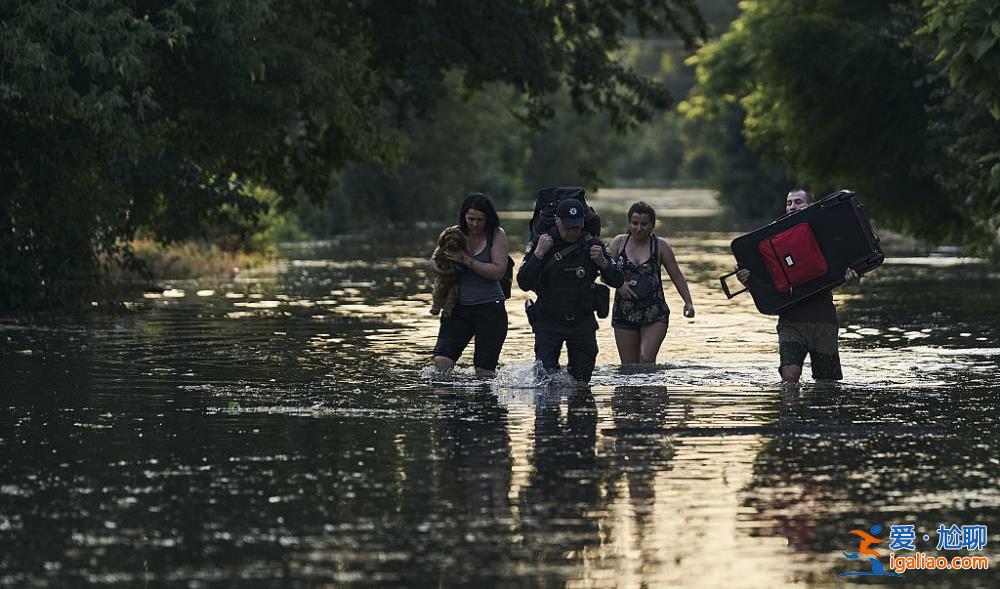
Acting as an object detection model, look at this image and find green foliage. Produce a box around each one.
[680,97,791,219]
[685,0,1000,248]
[0,0,395,307]
[604,113,688,184]
[920,0,1000,248]
[292,82,533,235]
[521,93,631,193]
[922,0,1000,119]
[0,0,707,308]
[292,84,635,235]
[680,11,792,218]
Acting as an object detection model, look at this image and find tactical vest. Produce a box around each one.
[536,235,599,322]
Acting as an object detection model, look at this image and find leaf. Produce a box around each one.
[976,151,1000,165]
[969,35,997,61]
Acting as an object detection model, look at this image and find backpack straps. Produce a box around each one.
[478,229,495,260]
[539,241,584,276]
[652,233,662,285]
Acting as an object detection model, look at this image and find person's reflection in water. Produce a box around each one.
[742,384,947,577]
[778,385,802,429]
[430,386,515,577]
[607,386,677,555]
[743,386,863,562]
[520,387,601,569]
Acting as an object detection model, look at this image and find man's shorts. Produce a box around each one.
[777,322,843,380]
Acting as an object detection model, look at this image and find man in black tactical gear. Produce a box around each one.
[517,198,624,384]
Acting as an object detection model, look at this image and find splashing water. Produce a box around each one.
[490,360,578,390]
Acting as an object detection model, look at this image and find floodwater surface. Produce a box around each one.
[1,189,997,587]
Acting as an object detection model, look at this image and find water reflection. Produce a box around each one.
[601,387,678,585]
[1,189,998,586]
[743,385,998,587]
[520,389,601,579]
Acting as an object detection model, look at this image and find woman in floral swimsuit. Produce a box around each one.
[608,202,695,364]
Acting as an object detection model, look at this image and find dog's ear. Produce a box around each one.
[440,226,457,243]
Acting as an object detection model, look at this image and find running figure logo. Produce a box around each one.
[839,524,903,577]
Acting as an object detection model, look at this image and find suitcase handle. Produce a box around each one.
[720,270,747,299]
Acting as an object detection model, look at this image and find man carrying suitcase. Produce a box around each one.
[737,189,860,383]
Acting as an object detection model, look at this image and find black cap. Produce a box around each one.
[556,198,585,228]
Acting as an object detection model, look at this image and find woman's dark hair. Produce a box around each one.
[459,192,500,235]
[626,201,656,227]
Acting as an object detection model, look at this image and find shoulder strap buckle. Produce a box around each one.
[541,242,582,274]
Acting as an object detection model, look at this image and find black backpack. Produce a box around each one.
[501,255,514,299]
[487,231,515,300]
[528,186,602,240]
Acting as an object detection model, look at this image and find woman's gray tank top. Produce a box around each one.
[459,235,504,305]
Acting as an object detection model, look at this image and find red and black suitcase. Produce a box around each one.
[720,190,883,315]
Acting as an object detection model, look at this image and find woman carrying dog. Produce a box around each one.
[430,193,509,377]
[608,202,695,365]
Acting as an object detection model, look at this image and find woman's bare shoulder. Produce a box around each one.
[657,236,677,260]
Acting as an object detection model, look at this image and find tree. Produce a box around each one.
[923,0,1000,119]
[296,80,534,235]
[0,0,707,308]
[685,0,1000,248]
[681,13,792,218]
[921,0,1000,246]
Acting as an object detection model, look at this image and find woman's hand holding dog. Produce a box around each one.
[444,249,468,266]
[430,255,458,275]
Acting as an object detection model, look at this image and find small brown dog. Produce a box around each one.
[430,225,467,317]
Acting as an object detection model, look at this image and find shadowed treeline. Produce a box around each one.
[0,1,708,308]
[3,0,1000,310]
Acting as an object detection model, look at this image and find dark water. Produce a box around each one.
[1,189,997,587]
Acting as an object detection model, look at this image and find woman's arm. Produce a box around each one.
[660,237,694,310]
[608,234,624,259]
[462,228,508,281]
[607,234,636,298]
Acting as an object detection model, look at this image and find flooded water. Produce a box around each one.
[1,189,997,587]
